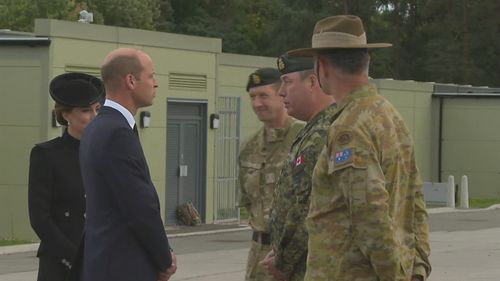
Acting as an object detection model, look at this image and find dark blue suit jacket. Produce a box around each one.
[79,106,172,281]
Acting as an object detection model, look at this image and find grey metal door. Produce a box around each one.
[166,101,207,224]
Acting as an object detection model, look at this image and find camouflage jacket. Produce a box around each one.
[268,104,337,280]
[305,84,431,281]
[239,117,304,232]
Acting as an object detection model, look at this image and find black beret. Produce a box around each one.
[246,68,281,92]
[49,72,105,107]
[277,53,313,75]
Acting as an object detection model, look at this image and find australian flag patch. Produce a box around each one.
[335,148,352,164]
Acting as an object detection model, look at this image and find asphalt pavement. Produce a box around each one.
[1,207,499,281]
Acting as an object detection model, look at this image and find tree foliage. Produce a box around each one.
[0,0,76,31]
[0,0,498,87]
[86,0,163,30]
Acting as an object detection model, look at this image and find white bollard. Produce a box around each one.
[460,175,469,209]
[447,175,455,208]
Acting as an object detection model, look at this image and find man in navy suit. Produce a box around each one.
[79,48,177,281]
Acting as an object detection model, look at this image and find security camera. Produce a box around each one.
[78,10,93,24]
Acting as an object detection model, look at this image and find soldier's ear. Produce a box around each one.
[317,56,330,79]
[308,74,318,90]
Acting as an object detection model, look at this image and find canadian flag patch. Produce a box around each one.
[295,155,305,166]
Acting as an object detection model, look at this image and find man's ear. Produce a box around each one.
[318,57,330,79]
[308,74,318,89]
[125,74,135,89]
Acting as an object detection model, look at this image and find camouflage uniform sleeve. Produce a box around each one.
[238,155,251,211]
[238,140,252,211]
[412,182,432,280]
[330,130,402,281]
[274,135,323,274]
[274,185,309,274]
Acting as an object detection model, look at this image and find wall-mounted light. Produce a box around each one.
[210,113,220,129]
[52,109,61,128]
[140,111,151,128]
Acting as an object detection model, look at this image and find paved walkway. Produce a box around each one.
[427,227,500,281]
[1,207,499,281]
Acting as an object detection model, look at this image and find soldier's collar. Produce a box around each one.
[335,84,377,112]
[307,102,337,126]
[264,117,293,142]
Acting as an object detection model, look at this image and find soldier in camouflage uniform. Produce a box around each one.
[288,15,431,281]
[260,54,336,281]
[239,68,304,281]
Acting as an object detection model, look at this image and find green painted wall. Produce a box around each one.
[440,98,500,199]
[0,19,222,239]
[0,45,49,240]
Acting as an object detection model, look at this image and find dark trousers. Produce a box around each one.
[37,256,69,281]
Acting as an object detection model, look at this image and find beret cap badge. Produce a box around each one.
[277,57,286,71]
[276,53,314,75]
[251,73,261,84]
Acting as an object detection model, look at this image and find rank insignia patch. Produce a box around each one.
[336,132,353,145]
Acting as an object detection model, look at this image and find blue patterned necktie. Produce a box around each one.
[132,124,139,136]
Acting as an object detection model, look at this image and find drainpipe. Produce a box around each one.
[438,97,443,182]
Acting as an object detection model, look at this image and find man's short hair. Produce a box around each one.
[101,54,143,90]
[270,81,282,92]
[298,69,315,80]
[318,48,369,75]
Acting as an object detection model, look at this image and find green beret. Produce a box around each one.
[246,68,281,92]
[277,53,313,75]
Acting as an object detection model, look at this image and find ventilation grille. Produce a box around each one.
[169,73,207,91]
[64,65,101,76]
[167,102,202,116]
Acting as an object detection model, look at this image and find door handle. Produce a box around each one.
[179,165,188,177]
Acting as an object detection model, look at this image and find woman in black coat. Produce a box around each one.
[28,72,104,281]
